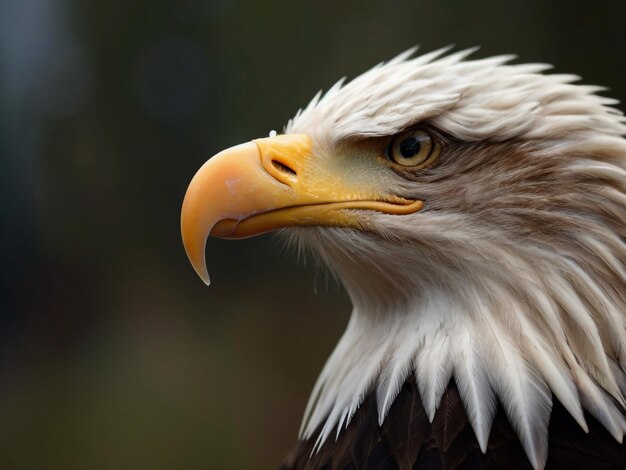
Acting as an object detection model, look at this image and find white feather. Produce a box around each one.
[451,328,496,453]
[414,330,452,421]
[480,298,552,470]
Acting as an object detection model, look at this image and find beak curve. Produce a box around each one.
[180,134,423,284]
[180,139,292,284]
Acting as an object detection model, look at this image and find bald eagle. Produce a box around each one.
[180,48,626,469]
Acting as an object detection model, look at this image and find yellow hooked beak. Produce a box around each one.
[180,133,423,284]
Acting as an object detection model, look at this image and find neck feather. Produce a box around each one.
[289,223,626,470]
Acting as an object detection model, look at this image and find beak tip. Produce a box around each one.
[189,252,211,286]
[190,260,211,286]
[181,237,212,286]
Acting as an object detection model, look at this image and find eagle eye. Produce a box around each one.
[387,129,440,169]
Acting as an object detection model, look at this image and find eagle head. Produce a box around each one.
[180,48,626,469]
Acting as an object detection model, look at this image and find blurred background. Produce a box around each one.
[2,0,626,468]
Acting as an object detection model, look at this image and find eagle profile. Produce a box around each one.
[180,48,626,469]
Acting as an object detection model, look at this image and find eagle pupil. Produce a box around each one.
[400,138,420,158]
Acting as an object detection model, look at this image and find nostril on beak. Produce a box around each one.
[271,159,297,177]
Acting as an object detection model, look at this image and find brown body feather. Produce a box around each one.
[282,378,626,470]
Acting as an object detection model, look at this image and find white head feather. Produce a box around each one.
[283,48,626,470]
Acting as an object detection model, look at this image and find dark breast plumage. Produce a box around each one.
[282,376,626,470]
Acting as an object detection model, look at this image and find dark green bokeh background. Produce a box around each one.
[2,1,625,468]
